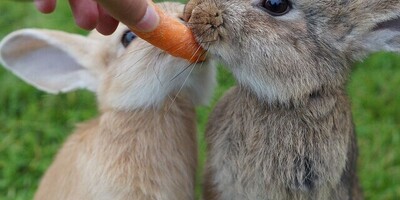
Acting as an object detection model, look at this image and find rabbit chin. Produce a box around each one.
[207,46,322,107]
[98,56,216,111]
[231,66,320,106]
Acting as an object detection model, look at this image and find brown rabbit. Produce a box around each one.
[0,2,215,200]
[184,0,400,199]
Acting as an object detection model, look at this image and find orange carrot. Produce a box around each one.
[129,3,206,63]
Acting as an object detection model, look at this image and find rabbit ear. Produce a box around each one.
[361,17,400,54]
[0,29,102,94]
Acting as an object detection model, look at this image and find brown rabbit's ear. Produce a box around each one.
[0,29,102,94]
[359,17,400,55]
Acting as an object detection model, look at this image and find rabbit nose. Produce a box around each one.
[184,1,224,29]
[210,11,223,28]
[185,0,226,44]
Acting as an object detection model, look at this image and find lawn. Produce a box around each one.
[0,1,399,200]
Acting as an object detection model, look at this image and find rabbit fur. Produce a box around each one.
[0,2,216,200]
[184,0,400,199]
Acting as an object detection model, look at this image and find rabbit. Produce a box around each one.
[0,2,216,200]
[183,0,400,199]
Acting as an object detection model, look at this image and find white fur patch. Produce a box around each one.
[100,44,217,110]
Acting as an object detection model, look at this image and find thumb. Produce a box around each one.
[95,0,159,32]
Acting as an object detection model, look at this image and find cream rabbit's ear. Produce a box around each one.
[0,29,102,94]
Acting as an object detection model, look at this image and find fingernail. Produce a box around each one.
[34,0,46,11]
[135,5,160,32]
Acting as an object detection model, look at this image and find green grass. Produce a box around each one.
[0,1,399,200]
[350,53,400,199]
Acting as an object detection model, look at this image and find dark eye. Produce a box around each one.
[121,31,137,47]
[261,0,290,16]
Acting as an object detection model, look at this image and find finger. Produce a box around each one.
[68,0,99,30]
[34,0,56,13]
[96,5,119,35]
[95,0,159,31]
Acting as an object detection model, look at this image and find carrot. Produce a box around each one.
[129,3,206,63]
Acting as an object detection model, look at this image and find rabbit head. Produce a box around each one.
[184,0,400,105]
[0,2,216,110]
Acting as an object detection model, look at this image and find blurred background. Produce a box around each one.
[0,1,399,199]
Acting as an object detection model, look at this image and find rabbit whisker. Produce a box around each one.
[152,53,164,87]
[170,62,195,82]
[166,41,209,114]
[123,43,154,56]
[166,61,197,114]
[117,46,156,79]
[165,25,212,58]
[169,36,209,82]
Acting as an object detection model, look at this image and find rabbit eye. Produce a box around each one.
[121,31,137,47]
[261,0,290,16]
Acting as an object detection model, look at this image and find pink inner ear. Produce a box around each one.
[373,17,400,31]
[0,31,98,94]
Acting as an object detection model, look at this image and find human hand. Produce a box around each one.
[34,0,160,35]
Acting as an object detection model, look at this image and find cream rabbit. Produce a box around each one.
[0,2,215,200]
[184,0,400,199]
